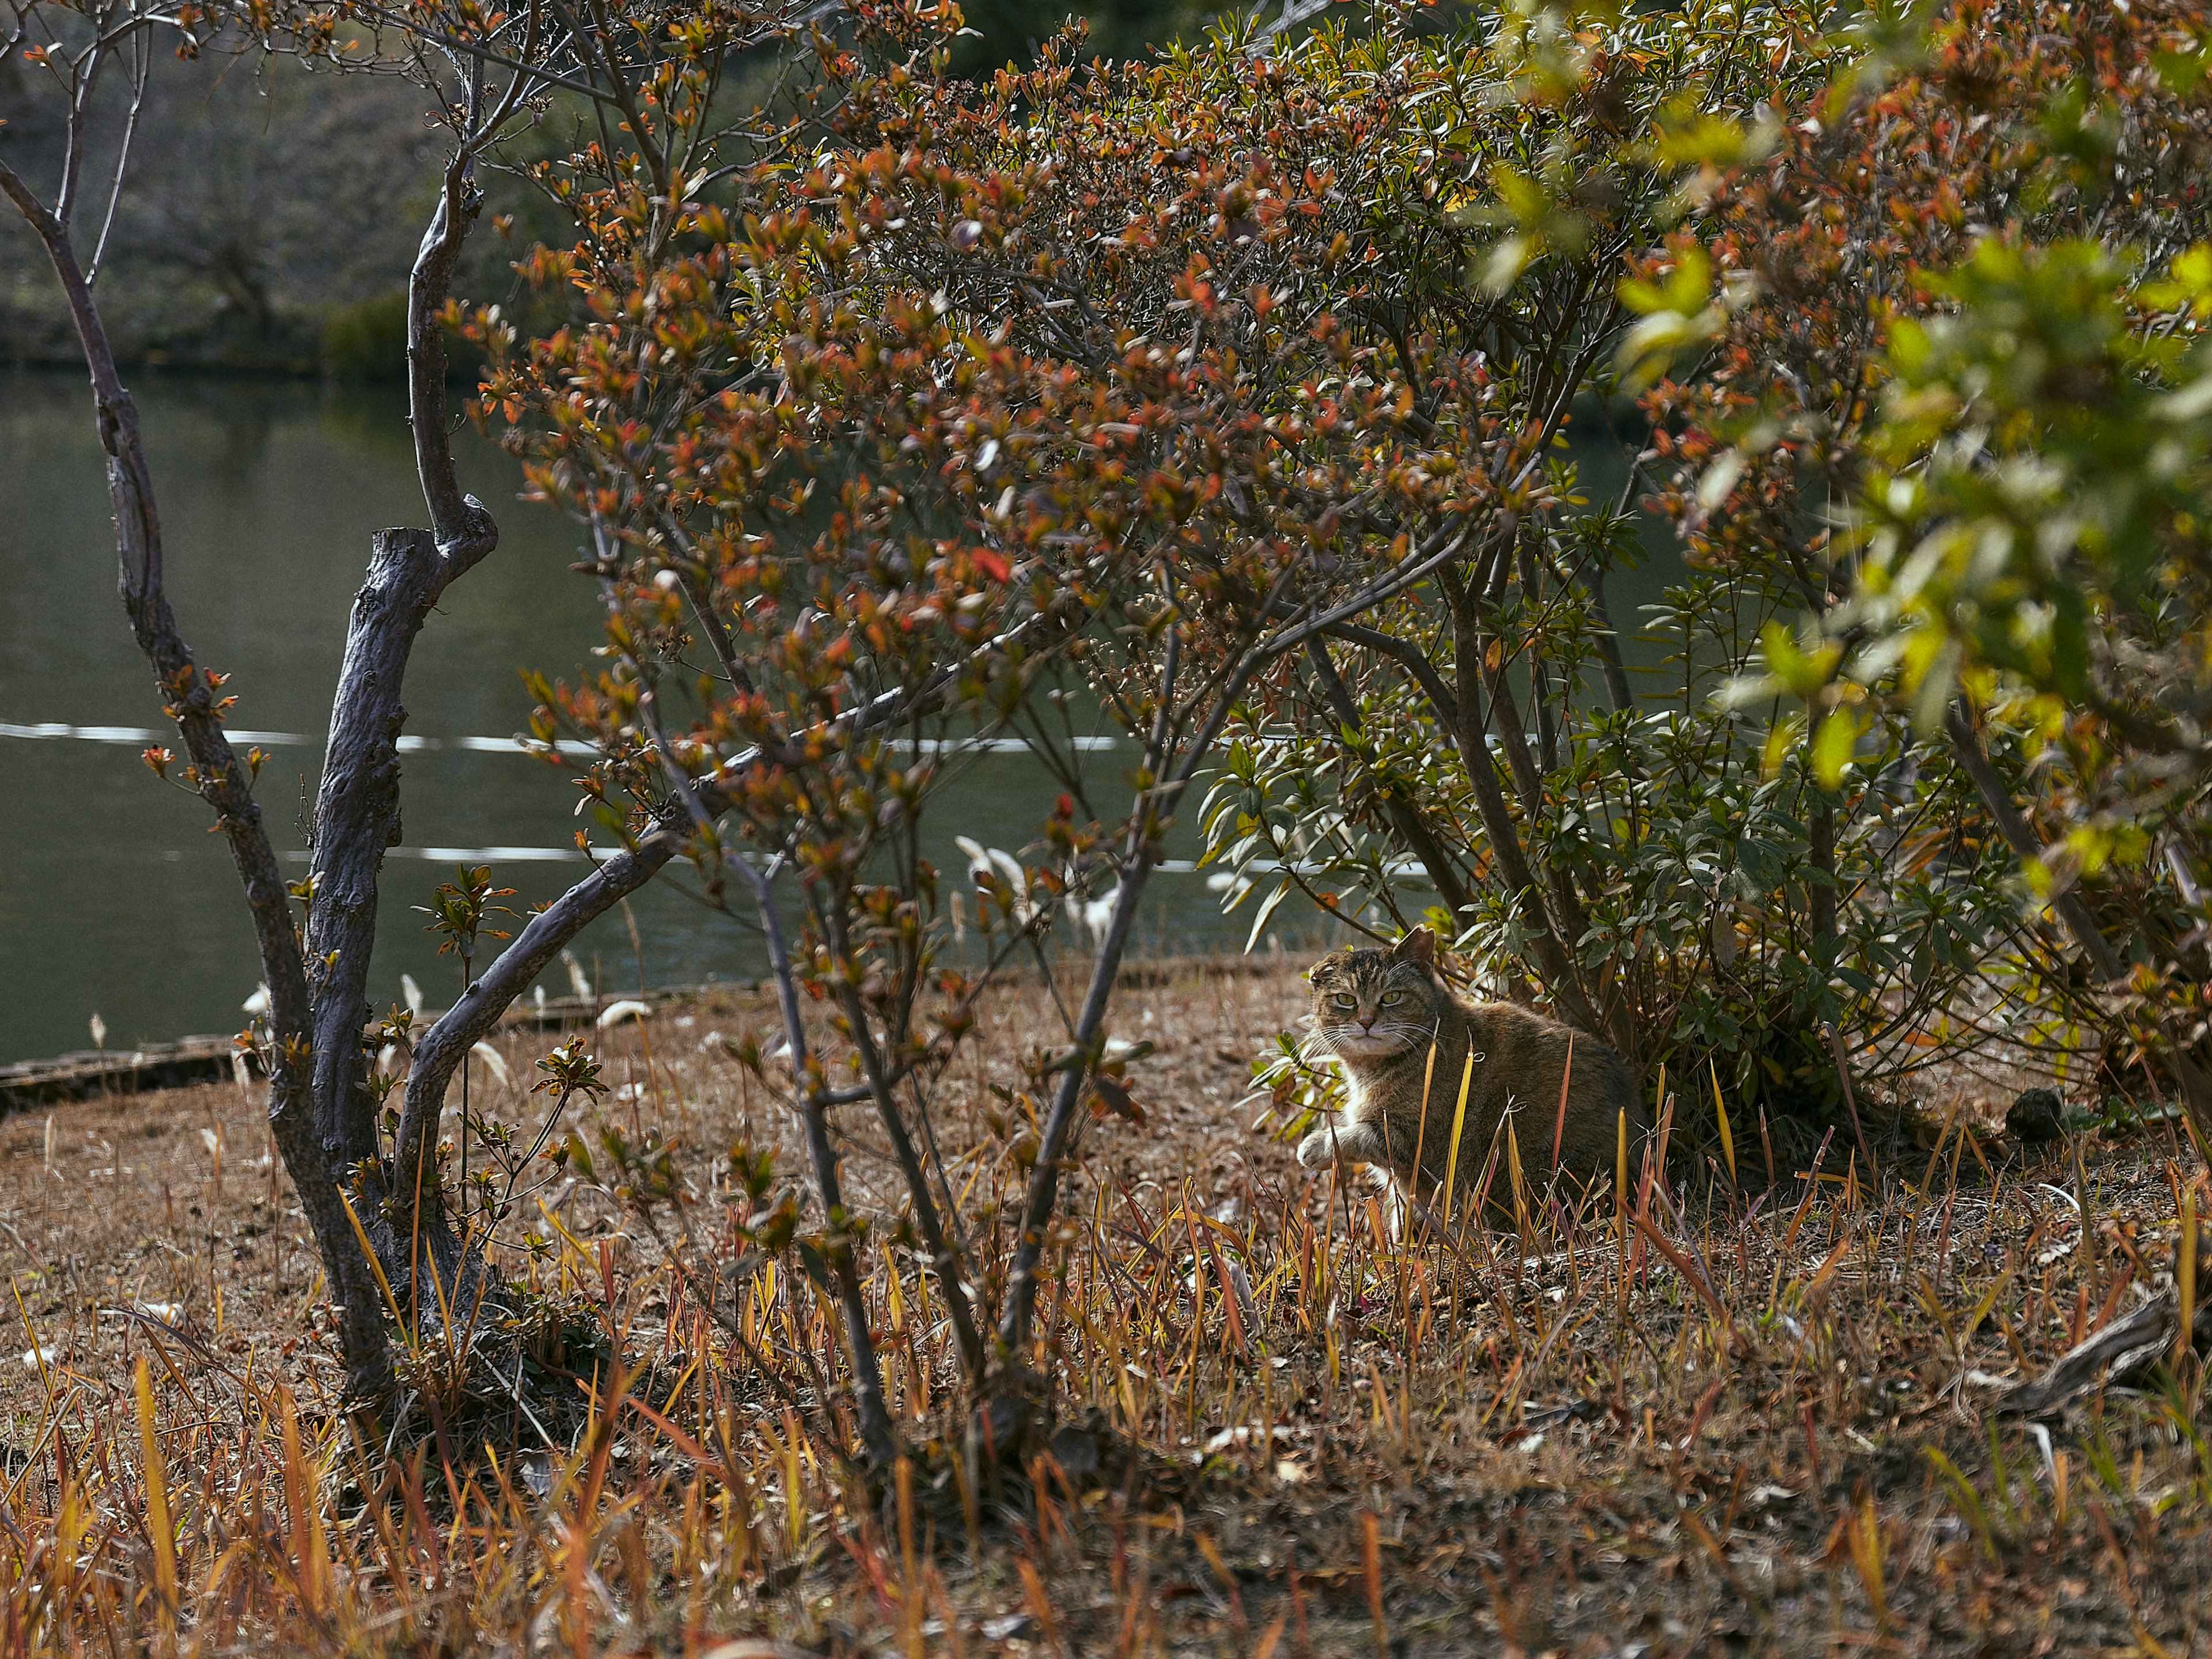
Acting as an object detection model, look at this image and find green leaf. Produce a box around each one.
[1652,107,1776,171]
[1759,622,1842,700]
[562,1128,596,1182]
[794,1239,836,1296]
[1810,708,1862,790]
[1481,234,1536,296]
[1244,877,1294,953]
[2155,47,2212,97]
[1620,245,1710,318]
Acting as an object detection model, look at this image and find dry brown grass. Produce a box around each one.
[2,956,2209,1657]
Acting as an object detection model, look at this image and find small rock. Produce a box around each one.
[1047,1423,1100,1477]
[2008,1087,2065,1145]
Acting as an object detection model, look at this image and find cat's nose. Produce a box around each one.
[1358,1014,1375,1030]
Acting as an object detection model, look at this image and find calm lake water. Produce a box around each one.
[1,372,1681,1065]
[0,372,1256,1063]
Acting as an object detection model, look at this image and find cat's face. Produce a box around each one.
[1306,929,1442,1062]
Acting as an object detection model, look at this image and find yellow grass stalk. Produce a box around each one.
[1362,1510,1387,1657]
[1551,1032,1576,1168]
[781,1409,806,1552]
[1918,1092,1967,1196]
[133,1357,178,1639]
[338,1187,417,1358]
[1014,1555,1063,1654]
[281,1389,328,1618]
[896,1456,922,1658]
[1440,1051,1476,1225]
[1709,1056,1736,1187]
[1616,1106,1633,1324]
[13,1276,53,1402]
[2179,1094,2212,1170]
[1409,1039,1438,1227]
[1615,1109,1628,1235]
[1203,1233,1251,1361]
[1505,1116,1532,1241]
[536,1190,594,1264]
[1847,1491,1889,1628]
[1415,1039,1433,1185]
[1628,1206,1732,1325]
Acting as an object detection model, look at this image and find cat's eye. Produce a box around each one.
[1331,994,1357,1010]
[1381,989,1404,1005]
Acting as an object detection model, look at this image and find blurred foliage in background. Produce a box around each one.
[0,48,449,369]
[1627,0,2212,1137]
[0,0,1253,372]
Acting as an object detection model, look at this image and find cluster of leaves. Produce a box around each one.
[429,0,2212,1478]
[1165,0,2019,1143]
[474,0,2073,1201]
[416,863,518,978]
[1210,591,2012,1131]
[452,1034,610,1232]
[1638,0,2212,1120]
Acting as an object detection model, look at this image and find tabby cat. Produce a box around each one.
[1294,928,1646,1214]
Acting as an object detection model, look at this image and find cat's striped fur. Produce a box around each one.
[1295,928,1646,1215]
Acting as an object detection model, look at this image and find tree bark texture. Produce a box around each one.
[306,528,494,1180]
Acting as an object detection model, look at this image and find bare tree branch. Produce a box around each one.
[1,139,395,1405]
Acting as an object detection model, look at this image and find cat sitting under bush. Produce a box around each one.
[1295,928,1647,1217]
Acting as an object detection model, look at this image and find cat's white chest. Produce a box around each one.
[1336,1067,1374,1124]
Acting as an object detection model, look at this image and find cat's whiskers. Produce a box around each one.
[1320,1018,1432,1060]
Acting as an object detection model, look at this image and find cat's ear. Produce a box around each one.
[1392,927,1436,969]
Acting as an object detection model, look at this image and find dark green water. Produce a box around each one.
[0,372,1233,1063]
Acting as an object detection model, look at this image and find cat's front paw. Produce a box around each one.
[1296,1125,1335,1169]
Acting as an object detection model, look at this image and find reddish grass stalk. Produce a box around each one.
[1362,1510,1387,1657]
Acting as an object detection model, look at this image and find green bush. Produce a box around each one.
[322,288,492,384]
[320,289,410,382]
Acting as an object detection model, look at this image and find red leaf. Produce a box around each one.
[1089,1075,1146,1125]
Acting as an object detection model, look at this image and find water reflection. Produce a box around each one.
[1,372,1230,1061]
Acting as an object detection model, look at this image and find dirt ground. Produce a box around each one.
[0,955,1313,1429]
[5,957,2210,1657]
